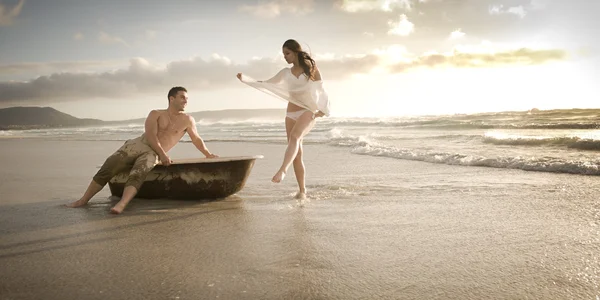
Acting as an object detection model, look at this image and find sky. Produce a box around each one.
[0,0,599,120]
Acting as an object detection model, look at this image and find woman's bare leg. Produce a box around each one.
[284,116,307,197]
[292,143,307,199]
[272,112,315,183]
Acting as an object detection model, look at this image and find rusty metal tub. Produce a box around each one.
[108,155,263,200]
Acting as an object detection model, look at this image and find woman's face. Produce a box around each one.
[282,47,297,64]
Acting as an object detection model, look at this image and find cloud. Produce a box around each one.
[0,55,282,105]
[387,47,566,73]
[0,46,567,105]
[489,4,527,18]
[388,14,414,36]
[0,60,124,77]
[488,4,502,15]
[144,30,157,40]
[239,0,314,18]
[506,6,526,18]
[337,0,414,13]
[129,30,158,46]
[341,0,548,46]
[98,31,129,47]
[363,31,375,37]
[449,29,466,39]
[73,32,84,40]
[529,0,546,10]
[0,0,24,26]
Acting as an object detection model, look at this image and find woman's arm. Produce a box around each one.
[237,68,287,83]
[312,67,330,117]
[262,68,287,83]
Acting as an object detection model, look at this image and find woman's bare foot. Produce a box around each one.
[294,191,307,200]
[272,170,286,183]
[65,199,88,208]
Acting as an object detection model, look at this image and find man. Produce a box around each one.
[66,86,218,214]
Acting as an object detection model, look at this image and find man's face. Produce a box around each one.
[171,91,188,111]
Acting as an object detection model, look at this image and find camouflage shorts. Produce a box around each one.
[93,135,159,190]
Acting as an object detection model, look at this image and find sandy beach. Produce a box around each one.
[2,0,599,298]
[1,138,599,299]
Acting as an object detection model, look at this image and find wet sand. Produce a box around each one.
[1,139,599,299]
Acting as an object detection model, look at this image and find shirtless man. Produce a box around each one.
[66,86,218,214]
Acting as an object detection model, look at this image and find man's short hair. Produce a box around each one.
[168,86,187,103]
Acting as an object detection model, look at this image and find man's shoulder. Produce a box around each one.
[148,109,166,115]
[184,113,195,122]
[145,109,166,120]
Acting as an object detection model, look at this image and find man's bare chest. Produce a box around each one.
[158,115,187,135]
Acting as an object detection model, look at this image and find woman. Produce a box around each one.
[237,39,330,199]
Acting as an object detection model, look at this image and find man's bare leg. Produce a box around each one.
[65,180,104,208]
[110,185,138,214]
[272,112,315,183]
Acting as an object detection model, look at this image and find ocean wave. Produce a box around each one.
[9,110,600,137]
[196,119,281,126]
[238,132,286,138]
[220,128,282,133]
[326,130,600,176]
[365,132,480,141]
[483,134,600,151]
[320,119,600,130]
[354,143,600,176]
[183,139,287,144]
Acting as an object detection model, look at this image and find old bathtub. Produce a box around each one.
[108,155,263,200]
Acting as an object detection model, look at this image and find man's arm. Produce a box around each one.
[144,110,171,164]
[186,116,218,158]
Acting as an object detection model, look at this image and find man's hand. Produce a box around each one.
[236,73,242,81]
[160,154,173,166]
[205,153,219,159]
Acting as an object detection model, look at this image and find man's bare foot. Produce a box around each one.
[65,199,88,208]
[272,170,286,183]
[110,204,125,215]
[294,192,307,200]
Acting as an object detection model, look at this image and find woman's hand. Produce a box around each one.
[236,73,242,80]
[314,111,326,118]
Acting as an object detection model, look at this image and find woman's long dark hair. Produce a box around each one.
[283,39,316,80]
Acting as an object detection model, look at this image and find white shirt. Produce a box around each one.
[240,67,331,116]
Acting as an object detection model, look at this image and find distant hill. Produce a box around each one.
[0,107,285,130]
[0,107,104,130]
